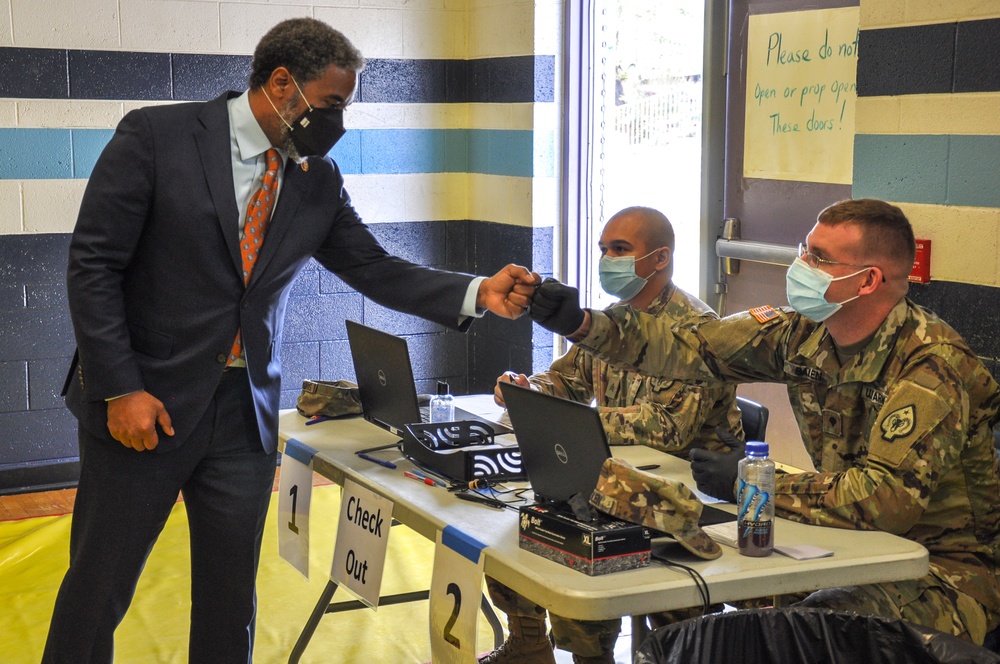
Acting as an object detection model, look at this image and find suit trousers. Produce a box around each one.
[42,368,278,664]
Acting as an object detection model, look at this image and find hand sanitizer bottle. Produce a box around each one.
[429,381,455,423]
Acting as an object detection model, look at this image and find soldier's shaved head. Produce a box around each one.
[608,206,675,252]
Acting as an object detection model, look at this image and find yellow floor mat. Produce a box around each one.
[0,484,500,663]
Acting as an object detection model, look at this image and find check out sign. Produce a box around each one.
[330,479,393,609]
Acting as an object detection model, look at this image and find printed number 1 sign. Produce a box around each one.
[278,438,315,578]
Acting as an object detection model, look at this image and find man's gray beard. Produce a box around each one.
[280,126,302,162]
[279,96,304,162]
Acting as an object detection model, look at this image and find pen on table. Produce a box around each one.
[403,470,437,486]
[356,452,397,469]
[455,492,505,510]
[305,415,335,426]
[409,468,447,487]
[637,464,660,471]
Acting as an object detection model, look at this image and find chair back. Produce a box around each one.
[736,396,769,442]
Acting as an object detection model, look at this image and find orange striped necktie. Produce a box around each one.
[227,148,281,366]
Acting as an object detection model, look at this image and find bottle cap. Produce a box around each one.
[746,440,769,456]
[436,381,449,395]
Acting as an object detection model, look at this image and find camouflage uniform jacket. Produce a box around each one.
[578,298,1000,611]
[528,283,743,453]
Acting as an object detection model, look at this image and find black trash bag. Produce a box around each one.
[635,607,1000,664]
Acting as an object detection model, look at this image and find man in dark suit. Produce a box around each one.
[43,18,538,663]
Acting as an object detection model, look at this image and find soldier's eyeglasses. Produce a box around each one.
[797,243,871,270]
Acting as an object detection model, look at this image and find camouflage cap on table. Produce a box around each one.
[589,457,722,560]
[296,379,363,418]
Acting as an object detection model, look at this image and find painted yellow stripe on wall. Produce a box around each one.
[856,93,1000,136]
[892,201,1000,287]
[861,0,1000,29]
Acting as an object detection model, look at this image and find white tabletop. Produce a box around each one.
[278,396,928,621]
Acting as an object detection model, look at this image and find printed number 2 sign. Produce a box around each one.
[430,526,487,664]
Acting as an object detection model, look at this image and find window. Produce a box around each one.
[563,1,709,311]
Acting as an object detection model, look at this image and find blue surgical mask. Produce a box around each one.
[785,258,867,322]
[599,248,660,300]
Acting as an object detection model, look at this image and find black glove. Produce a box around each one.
[689,426,746,502]
[529,278,585,337]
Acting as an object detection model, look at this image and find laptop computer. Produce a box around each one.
[345,320,512,438]
[499,381,733,526]
[499,382,611,506]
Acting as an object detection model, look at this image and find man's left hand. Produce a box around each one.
[478,264,540,319]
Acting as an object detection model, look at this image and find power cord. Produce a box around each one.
[651,552,711,615]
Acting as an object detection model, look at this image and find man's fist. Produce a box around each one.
[529,278,585,337]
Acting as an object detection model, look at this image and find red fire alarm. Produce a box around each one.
[909,239,931,283]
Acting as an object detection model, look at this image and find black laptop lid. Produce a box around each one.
[346,320,422,436]
[499,382,611,504]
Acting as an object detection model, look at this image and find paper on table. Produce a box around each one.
[703,523,834,560]
[775,544,834,560]
[703,521,738,548]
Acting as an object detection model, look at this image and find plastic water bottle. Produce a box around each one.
[737,441,775,557]
[429,381,455,423]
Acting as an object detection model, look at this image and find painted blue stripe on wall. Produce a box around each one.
[2,128,541,179]
[853,134,1000,208]
[0,129,73,179]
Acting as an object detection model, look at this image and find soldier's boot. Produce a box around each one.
[572,653,616,664]
[477,615,555,664]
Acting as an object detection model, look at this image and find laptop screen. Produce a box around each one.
[499,382,611,504]
[345,320,512,437]
[346,319,424,436]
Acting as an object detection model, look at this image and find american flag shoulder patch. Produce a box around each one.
[749,305,779,324]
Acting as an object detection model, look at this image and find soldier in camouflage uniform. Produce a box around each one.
[480,207,744,664]
[529,198,1000,645]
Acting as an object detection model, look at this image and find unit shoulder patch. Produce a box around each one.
[749,305,779,324]
[880,405,916,441]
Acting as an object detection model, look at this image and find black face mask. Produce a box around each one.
[287,105,345,157]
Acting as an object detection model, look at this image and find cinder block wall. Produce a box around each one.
[854,2,1000,375]
[0,0,562,493]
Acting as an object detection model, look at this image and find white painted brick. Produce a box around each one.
[17,100,123,129]
[530,176,557,229]
[22,179,87,233]
[468,2,533,57]
[402,103,469,130]
[314,7,404,58]
[533,0,561,55]
[402,172,467,221]
[120,0,220,52]
[0,181,24,234]
[507,174,533,228]
[468,172,509,224]
[11,0,120,49]
[531,102,559,131]
[0,0,12,46]
[402,9,461,59]
[469,103,512,130]
[220,3,313,55]
[342,173,406,223]
[347,103,408,129]
[0,101,17,127]
[361,0,445,9]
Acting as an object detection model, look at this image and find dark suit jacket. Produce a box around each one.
[64,92,474,453]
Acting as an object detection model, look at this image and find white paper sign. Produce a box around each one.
[430,526,488,664]
[330,478,393,609]
[278,438,315,578]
